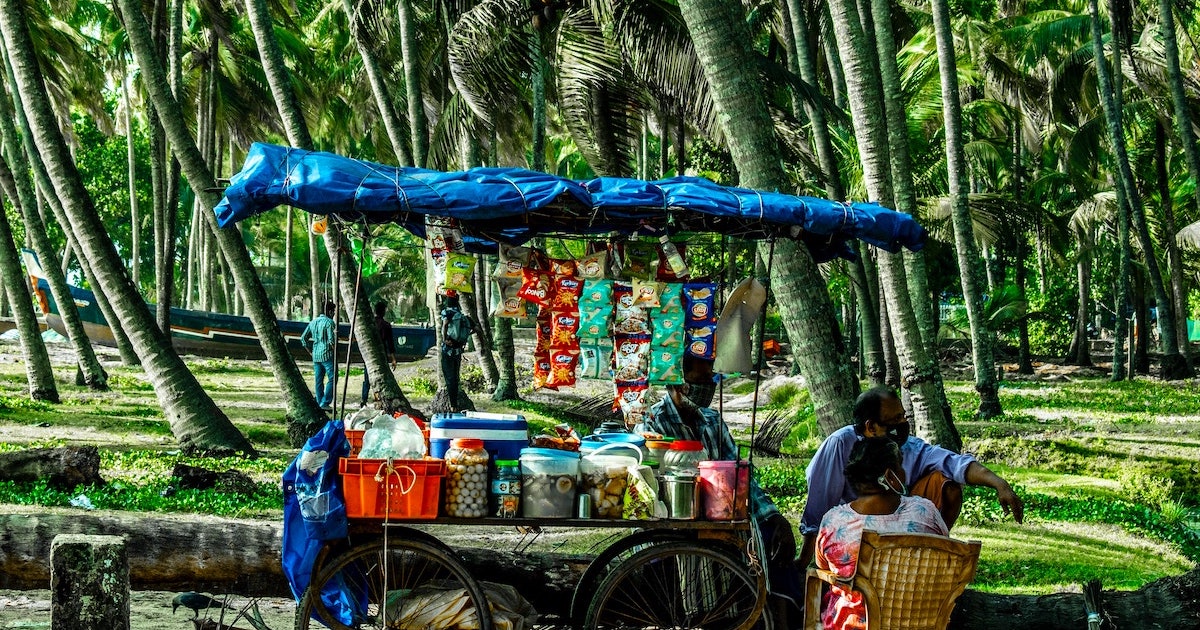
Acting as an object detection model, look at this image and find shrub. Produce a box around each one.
[1118,467,1176,511]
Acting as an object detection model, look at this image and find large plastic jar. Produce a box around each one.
[519,448,580,518]
[580,443,641,518]
[698,460,750,520]
[661,440,705,475]
[444,438,490,518]
[645,440,672,465]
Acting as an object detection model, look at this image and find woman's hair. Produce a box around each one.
[843,438,902,486]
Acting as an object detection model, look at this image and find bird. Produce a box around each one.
[171,592,234,618]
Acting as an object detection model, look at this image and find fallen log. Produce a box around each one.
[0,507,1196,629]
[0,447,103,489]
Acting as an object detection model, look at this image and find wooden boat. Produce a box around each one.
[22,249,437,362]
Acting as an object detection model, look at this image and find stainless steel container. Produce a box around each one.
[661,474,698,520]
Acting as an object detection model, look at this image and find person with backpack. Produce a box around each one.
[301,301,338,411]
[439,292,475,411]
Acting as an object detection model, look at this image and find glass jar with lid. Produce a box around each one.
[444,438,490,518]
[661,439,705,475]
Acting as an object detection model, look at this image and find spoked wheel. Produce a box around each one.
[570,530,692,629]
[295,537,494,630]
[583,542,767,630]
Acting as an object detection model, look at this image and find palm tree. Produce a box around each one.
[0,175,58,402]
[0,0,253,454]
[341,0,413,166]
[240,0,414,415]
[1158,0,1200,221]
[676,0,859,435]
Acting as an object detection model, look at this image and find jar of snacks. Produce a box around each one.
[444,438,490,518]
[580,443,641,519]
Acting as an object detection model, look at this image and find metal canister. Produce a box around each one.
[661,474,699,520]
[576,493,593,519]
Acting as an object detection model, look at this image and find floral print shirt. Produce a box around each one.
[815,496,948,630]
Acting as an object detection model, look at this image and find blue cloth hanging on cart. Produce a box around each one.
[215,143,927,262]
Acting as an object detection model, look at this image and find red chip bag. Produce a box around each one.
[553,275,584,310]
[532,349,556,390]
[549,258,578,277]
[550,312,580,348]
[535,310,554,354]
[518,269,553,306]
[546,349,580,388]
[613,381,649,425]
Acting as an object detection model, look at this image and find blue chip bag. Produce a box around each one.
[683,282,718,324]
[686,323,716,360]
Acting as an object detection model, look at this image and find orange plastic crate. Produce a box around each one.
[339,457,445,520]
[345,430,365,457]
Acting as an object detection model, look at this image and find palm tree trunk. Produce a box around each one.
[118,0,330,442]
[1155,121,1189,359]
[531,30,547,173]
[827,0,958,445]
[1073,250,1093,366]
[0,186,58,402]
[931,0,1002,417]
[879,289,900,388]
[0,0,257,453]
[283,207,293,318]
[1015,237,1033,374]
[1159,0,1200,218]
[820,5,848,110]
[0,98,107,390]
[785,0,843,201]
[343,0,413,166]
[124,67,140,292]
[397,0,426,167]
[850,247,884,385]
[678,0,860,435]
[308,216,319,317]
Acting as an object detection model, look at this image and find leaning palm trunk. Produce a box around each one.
[397,0,426,167]
[0,105,106,390]
[931,0,1002,416]
[241,0,412,416]
[0,0,255,453]
[677,0,859,435]
[1160,0,1200,220]
[123,65,140,292]
[116,0,330,444]
[1155,122,1189,359]
[824,0,958,445]
[342,0,413,166]
[0,184,58,402]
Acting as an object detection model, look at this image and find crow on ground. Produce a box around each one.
[171,592,234,618]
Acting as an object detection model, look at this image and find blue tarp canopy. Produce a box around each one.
[216,143,926,261]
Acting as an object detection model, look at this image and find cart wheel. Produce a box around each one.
[570,530,691,629]
[583,541,767,630]
[295,537,494,630]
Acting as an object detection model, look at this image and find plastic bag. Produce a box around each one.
[623,464,666,520]
[358,414,426,459]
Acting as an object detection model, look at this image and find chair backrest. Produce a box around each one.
[854,530,981,630]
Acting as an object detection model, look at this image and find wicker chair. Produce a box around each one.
[804,531,981,630]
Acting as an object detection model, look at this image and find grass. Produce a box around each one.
[0,342,1196,595]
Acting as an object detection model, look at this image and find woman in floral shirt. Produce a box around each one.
[815,438,948,629]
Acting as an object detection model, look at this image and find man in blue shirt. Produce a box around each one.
[798,385,1024,569]
[301,301,337,410]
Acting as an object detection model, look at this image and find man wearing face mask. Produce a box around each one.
[797,385,1023,572]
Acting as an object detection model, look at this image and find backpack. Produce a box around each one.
[445,310,474,346]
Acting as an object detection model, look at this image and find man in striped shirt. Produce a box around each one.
[301,301,337,410]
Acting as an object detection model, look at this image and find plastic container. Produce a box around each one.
[345,429,365,457]
[430,413,529,462]
[698,460,751,520]
[645,440,671,463]
[661,473,699,520]
[491,459,522,518]
[661,440,705,475]
[444,438,490,518]
[519,448,581,518]
[580,443,641,519]
[579,432,647,461]
[339,457,444,520]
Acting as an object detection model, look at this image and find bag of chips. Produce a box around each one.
[581,279,614,308]
[652,310,686,348]
[550,312,581,348]
[532,350,555,390]
[494,244,534,279]
[492,279,526,318]
[579,339,613,379]
[683,282,718,324]
[518,269,553,307]
[613,335,650,382]
[548,258,578,277]
[632,279,662,308]
[649,346,685,385]
[577,251,608,279]
[621,241,657,280]
[552,276,584,310]
[613,283,650,335]
[686,323,717,360]
[444,253,476,293]
[658,282,683,313]
[614,382,649,427]
[546,349,580,388]
[578,308,613,339]
[427,225,465,253]
[535,310,554,354]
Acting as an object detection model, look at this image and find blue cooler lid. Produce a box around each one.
[432,414,528,431]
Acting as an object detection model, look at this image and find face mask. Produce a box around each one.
[884,421,910,445]
[877,469,908,496]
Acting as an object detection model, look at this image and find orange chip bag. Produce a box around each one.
[546,349,580,388]
[550,312,580,348]
[553,275,584,310]
[548,258,578,277]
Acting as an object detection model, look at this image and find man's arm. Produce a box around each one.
[300,322,313,349]
[965,461,1024,523]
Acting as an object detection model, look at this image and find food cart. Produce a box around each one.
[217,143,926,630]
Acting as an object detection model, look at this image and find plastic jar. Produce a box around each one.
[580,443,641,519]
[698,460,750,520]
[491,459,522,518]
[645,440,672,464]
[519,448,580,518]
[444,438,490,518]
[661,440,705,475]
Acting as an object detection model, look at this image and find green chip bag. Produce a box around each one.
[579,307,614,339]
[581,279,614,308]
[649,346,684,385]
[444,252,477,293]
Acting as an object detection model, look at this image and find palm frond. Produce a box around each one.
[447,0,533,124]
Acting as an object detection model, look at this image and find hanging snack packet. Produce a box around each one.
[651,310,686,348]
[535,310,554,354]
[548,258,578,277]
[550,312,581,348]
[686,323,717,360]
[532,350,555,390]
[621,241,657,280]
[581,279,614,308]
[552,275,584,310]
[613,335,651,382]
[546,349,580,388]
[495,244,534,279]
[614,382,649,427]
[427,224,465,252]
[632,279,662,308]
[683,282,718,324]
[492,279,527,318]
[613,283,650,335]
[578,307,613,339]
[444,252,477,293]
[649,347,685,385]
[658,282,683,313]
[577,251,608,279]
[579,339,613,379]
[518,269,553,307]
